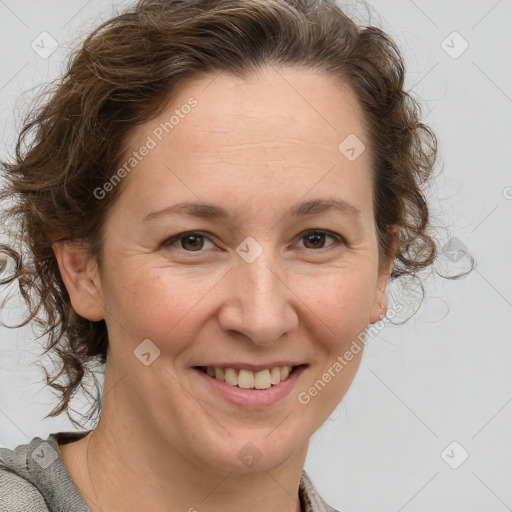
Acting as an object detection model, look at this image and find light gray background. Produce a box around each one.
[0,1,511,511]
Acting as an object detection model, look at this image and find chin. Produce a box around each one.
[194,430,305,475]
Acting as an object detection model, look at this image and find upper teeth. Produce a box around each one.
[204,365,294,389]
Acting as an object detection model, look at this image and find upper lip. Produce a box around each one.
[194,362,306,372]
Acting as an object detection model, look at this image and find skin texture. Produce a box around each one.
[54,66,395,512]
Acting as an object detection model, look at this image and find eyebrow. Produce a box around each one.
[143,198,361,222]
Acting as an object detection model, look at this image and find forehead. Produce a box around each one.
[153,68,364,149]
[127,67,368,153]
[118,67,373,218]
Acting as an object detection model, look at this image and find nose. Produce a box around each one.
[217,251,298,346]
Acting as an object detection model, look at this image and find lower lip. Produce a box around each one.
[193,366,307,409]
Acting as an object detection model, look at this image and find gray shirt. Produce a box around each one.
[0,431,339,512]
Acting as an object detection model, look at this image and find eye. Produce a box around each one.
[296,230,343,250]
[163,231,215,252]
[162,229,344,254]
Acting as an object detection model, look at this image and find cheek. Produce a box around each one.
[314,263,377,323]
[296,274,371,427]
[101,266,193,345]
[309,274,372,369]
[101,250,378,356]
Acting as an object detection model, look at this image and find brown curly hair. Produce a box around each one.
[0,0,441,426]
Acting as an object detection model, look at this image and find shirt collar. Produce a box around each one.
[299,470,339,512]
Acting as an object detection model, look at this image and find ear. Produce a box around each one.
[52,239,104,322]
[369,227,399,324]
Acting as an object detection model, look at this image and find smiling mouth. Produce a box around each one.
[196,365,300,389]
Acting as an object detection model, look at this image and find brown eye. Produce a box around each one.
[164,231,215,252]
[303,231,326,249]
[181,233,204,251]
[298,230,341,250]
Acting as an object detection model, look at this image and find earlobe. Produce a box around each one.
[369,228,398,324]
[52,240,104,321]
[369,285,389,325]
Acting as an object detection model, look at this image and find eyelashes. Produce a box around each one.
[163,231,216,252]
[162,229,345,254]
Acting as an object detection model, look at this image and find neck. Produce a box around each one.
[82,372,308,512]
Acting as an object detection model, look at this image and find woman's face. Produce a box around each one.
[68,67,392,472]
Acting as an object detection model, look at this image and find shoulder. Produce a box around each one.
[0,444,50,512]
[0,431,91,512]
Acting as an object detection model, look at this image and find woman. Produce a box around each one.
[0,0,440,510]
